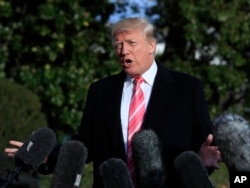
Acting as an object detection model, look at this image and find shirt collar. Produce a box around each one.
[142,60,157,86]
[124,60,158,88]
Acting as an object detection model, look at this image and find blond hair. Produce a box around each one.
[110,17,156,45]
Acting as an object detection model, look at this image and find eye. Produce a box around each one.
[115,43,122,49]
[128,41,136,46]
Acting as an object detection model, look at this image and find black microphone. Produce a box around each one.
[98,158,134,188]
[50,140,88,188]
[174,150,215,188]
[132,129,166,188]
[213,113,250,172]
[0,127,57,187]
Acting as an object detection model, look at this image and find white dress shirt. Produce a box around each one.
[120,61,158,154]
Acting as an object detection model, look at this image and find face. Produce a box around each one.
[114,28,156,77]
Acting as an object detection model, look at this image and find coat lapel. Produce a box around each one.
[143,63,176,129]
[104,72,127,158]
[102,65,176,158]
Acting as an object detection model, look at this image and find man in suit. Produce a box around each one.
[5,17,221,187]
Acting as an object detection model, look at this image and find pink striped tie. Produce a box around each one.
[127,76,145,187]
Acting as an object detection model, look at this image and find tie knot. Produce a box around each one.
[133,76,144,85]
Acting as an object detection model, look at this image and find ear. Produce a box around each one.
[148,39,157,54]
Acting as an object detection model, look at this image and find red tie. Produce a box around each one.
[127,76,146,186]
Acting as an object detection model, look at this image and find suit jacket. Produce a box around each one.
[40,62,213,187]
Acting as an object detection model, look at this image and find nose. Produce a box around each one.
[120,44,129,56]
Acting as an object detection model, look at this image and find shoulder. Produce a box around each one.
[89,71,126,90]
[170,69,201,83]
[157,62,202,85]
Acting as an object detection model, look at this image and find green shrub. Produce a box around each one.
[0,78,48,150]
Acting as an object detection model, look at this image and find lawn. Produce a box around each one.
[39,162,230,188]
[1,151,229,188]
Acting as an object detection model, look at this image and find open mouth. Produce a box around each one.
[122,59,133,68]
[125,59,132,64]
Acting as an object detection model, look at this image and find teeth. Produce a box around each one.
[125,59,132,64]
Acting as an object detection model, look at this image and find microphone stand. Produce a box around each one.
[0,167,22,188]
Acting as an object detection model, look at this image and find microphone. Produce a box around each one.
[98,158,134,188]
[213,113,250,172]
[174,150,215,188]
[50,140,88,188]
[0,127,57,187]
[132,129,166,188]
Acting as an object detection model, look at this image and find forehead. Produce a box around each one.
[114,28,145,41]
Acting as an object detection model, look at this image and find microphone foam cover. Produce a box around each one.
[14,127,57,171]
[50,140,88,188]
[174,151,215,188]
[98,158,134,188]
[213,113,250,171]
[132,129,166,188]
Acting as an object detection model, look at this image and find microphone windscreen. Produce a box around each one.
[132,129,166,188]
[50,140,88,188]
[98,158,134,188]
[174,151,215,188]
[213,113,250,171]
[14,127,57,171]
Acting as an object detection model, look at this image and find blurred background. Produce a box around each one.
[0,0,249,187]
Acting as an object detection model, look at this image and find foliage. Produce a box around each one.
[0,78,48,150]
[0,0,119,141]
[147,0,250,119]
[145,2,250,185]
[1,0,246,187]
[2,0,249,139]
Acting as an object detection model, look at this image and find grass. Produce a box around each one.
[39,162,230,188]
[1,151,230,188]
[210,163,230,188]
[39,163,93,188]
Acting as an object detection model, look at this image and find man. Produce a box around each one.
[5,17,221,188]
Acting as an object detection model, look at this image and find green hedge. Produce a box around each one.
[0,78,48,150]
